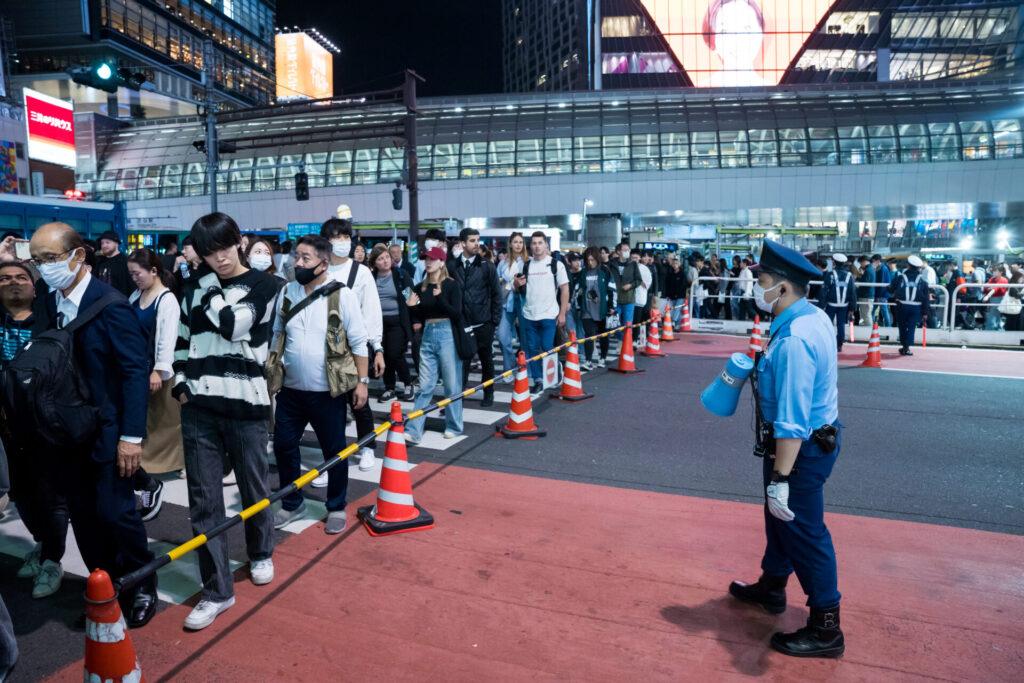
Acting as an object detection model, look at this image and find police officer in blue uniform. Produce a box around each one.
[888,255,931,355]
[728,240,845,658]
[817,253,857,352]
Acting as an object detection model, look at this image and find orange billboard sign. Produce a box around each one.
[640,0,833,86]
[275,33,333,101]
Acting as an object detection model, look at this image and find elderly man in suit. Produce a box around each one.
[28,222,157,628]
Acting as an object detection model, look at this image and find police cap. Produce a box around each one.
[751,239,822,288]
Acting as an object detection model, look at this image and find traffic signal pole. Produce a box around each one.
[202,40,218,213]
[403,70,424,245]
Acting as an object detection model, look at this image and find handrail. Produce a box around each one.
[950,282,1024,331]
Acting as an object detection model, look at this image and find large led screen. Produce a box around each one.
[275,33,334,101]
[640,1,834,86]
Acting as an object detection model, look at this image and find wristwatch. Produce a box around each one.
[358,377,369,385]
[771,471,790,483]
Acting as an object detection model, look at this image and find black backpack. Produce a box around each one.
[1,293,121,449]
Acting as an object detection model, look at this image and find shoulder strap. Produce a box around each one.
[347,262,360,289]
[281,281,342,325]
[64,292,123,334]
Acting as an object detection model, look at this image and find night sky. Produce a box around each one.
[276,1,504,97]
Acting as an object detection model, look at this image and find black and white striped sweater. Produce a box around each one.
[172,269,277,420]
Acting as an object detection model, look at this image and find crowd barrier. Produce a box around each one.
[114,304,683,594]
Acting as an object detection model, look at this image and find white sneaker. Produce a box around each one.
[358,448,376,472]
[311,472,329,488]
[443,430,457,439]
[222,470,236,486]
[580,360,592,371]
[405,434,422,445]
[17,544,41,578]
[250,558,274,586]
[184,597,235,630]
[32,559,62,599]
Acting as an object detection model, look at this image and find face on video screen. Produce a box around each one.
[640,0,833,86]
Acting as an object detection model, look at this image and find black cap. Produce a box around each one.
[98,230,121,244]
[750,240,822,288]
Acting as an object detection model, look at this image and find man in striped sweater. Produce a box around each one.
[172,212,279,631]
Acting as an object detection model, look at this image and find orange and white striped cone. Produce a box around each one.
[680,301,692,332]
[84,570,145,683]
[642,319,667,357]
[553,332,594,403]
[609,324,645,375]
[358,402,434,536]
[746,315,763,359]
[861,322,883,368]
[660,305,676,342]
[496,351,547,439]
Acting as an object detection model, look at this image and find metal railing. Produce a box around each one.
[950,282,1024,330]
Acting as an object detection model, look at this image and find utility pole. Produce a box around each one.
[202,40,218,213]
[403,70,425,244]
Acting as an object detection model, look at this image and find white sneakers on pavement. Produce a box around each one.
[250,558,274,586]
[311,472,329,488]
[357,448,375,471]
[184,597,236,631]
[32,560,62,599]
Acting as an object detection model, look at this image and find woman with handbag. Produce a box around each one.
[496,232,527,379]
[405,246,465,444]
[981,265,1009,331]
[575,247,615,368]
[369,244,415,401]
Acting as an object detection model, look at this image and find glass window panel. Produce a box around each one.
[184,162,206,196]
[544,138,572,174]
[303,152,327,188]
[959,121,991,160]
[868,134,897,164]
[160,164,182,198]
[415,145,432,181]
[459,142,486,178]
[353,148,379,184]
[215,159,229,195]
[718,130,748,168]
[254,156,277,191]
[749,129,778,167]
[516,139,544,175]
[631,133,660,171]
[574,136,602,173]
[137,166,161,200]
[488,139,516,177]
[379,147,404,182]
[928,123,960,161]
[690,131,717,169]
[432,143,459,179]
[808,128,838,165]
[992,119,1023,158]
[602,135,629,160]
[328,150,353,186]
[661,132,689,169]
[778,128,807,166]
[837,126,867,164]
[229,158,253,193]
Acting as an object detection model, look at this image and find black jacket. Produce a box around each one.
[450,255,502,327]
[664,267,689,299]
[95,252,134,297]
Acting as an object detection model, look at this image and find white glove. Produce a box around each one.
[766,482,795,522]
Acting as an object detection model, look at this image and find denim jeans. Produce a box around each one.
[274,388,349,513]
[669,299,684,327]
[406,320,464,441]
[874,301,892,326]
[986,298,1004,330]
[521,317,557,381]
[615,303,634,340]
[182,404,274,602]
[0,595,15,679]
[496,307,518,372]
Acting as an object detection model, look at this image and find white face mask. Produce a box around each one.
[752,281,783,313]
[452,246,464,259]
[40,252,81,291]
[332,240,351,258]
[424,239,439,251]
[249,253,272,271]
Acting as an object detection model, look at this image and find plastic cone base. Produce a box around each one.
[358,503,434,536]
[551,391,594,403]
[642,349,667,358]
[496,424,547,439]
[607,366,645,375]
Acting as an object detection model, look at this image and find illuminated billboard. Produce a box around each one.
[275,33,334,101]
[23,88,76,168]
[639,1,833,86]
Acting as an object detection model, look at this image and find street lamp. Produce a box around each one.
[583,198,594,243]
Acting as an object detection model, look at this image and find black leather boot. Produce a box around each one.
[728,573,788,614]
[770,604,845,658]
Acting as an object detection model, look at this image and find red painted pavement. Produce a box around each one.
[664,333,1024,378]
[48,465,1023,682]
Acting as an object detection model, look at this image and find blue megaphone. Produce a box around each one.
[700,353,755,417]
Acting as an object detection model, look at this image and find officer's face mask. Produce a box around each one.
[753,281,783,313]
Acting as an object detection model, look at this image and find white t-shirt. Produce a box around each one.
[514,255,569,321]
[635,263,652,307]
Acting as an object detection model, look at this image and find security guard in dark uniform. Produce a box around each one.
[817,253,858,351]
[889,254,931,355]
[729,240,845,658]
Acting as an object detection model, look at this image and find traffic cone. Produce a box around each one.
[680,301,692,332]
[861,323,883,368]
[660,306,676,342]
[358,402,434,536]
[553,332,594,403]
[608,324,645,375]
[642,318,667,357]
[83,570,145,683]
[496,352,547,439]
[746,315,763,359]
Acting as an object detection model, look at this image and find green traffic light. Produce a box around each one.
[95,63,113,80]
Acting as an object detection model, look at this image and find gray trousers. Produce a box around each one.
[181,404,274,602]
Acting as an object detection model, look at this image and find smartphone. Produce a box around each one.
[14,240,30,260]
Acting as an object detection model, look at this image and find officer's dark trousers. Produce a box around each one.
[824,305,846,347]
[898,307,922,349]
[761,429,841,608]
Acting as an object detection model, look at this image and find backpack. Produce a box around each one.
[0,293,121,449]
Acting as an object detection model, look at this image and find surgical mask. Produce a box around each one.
[332,241,351,258]
[294,264,322,285]
[452,246,464,259]
[424,239,440,251]
[752,281,782,313]
[39,253,80,291]
[249,253,272,271]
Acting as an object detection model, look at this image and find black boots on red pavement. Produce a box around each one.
[770,604,845,658]
[728,573,788,614]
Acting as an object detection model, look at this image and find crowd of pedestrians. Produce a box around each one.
[0,215,1020,652]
